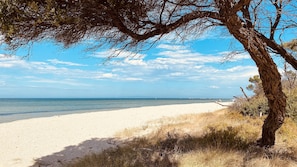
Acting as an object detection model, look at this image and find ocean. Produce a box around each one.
[0,98,231,123]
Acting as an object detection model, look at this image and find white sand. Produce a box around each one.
[0,102,231,167]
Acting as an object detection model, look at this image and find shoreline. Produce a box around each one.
[0,102,231,167]
[0,98,232,124]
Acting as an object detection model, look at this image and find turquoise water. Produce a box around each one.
[0,98,231,123]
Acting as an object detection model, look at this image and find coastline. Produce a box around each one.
[0,98,232,124]
[0,102,231,167]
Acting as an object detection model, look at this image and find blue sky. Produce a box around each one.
[0,29,262,98]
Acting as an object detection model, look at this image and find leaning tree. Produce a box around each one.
[1,0,297,147]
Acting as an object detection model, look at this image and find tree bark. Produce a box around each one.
[224,16,286,147]
[242,36,286,147]
[241,35,286,147]
[248,41,286,147]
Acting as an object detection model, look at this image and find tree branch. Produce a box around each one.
[251,0,263,27]
[270,0,282,40]
[159,0,167,24]
[240,86,250,101]
[258,32,297,70]
[112,10,220,42]
[241,1,253,28]
[233,0,252,12]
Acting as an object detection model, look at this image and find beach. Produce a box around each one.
[0,102,231,167]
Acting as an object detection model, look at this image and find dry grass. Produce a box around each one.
[179,149,244,167]
[66,109,297,167]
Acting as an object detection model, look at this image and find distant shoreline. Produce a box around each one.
[0,98,232,124]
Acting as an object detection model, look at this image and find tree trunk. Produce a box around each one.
[244,38,286,147]
[255,54,286,146]
[225,17,286,147]
[240,34,286,147]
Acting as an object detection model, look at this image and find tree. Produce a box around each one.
[246,75,263,97]
[1,0,297,147]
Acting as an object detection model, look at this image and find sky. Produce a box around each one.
[0,29,265,98]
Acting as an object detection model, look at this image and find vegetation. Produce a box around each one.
[232,66,297,124]
[1,0,297,147]
[66,110,297,167]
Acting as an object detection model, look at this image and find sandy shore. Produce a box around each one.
[0,102,231,167]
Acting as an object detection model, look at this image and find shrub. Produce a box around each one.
[231,96,268,117]
[231,90,297,123]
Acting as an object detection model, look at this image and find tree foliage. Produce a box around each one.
[246,75,263,97]
[0,0,151,49]
[1,0,297,147]
[233,73,297,123]
[283,39,297,52]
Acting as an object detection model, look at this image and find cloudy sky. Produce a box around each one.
[0,29,264,98]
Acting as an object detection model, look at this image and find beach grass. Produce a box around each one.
[66,109,297,167]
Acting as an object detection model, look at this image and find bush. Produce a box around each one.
[231,89,297,123]
[231,96,268,117]
[286,93,297,122]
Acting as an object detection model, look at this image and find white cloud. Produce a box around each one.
[91,43,258,85]
[0,42,259,96]
[0,54,120,82]
[157,44,187,51]
[29,78,91,87]
[207,66,258,82]
[121,77,143,81]
[156,45,250,65]
[0,81,6,86]
[94,73,117,79]
[93,45,251,82]
[169,72,184,77]
[0,54,8,58]
[93,49,145,59]
[47,59,87,66]
[227,66,247,72]
[219,51,250,62]
[124,58,147,66]
[151,26,231,44]
[0,54,29,68]
[154,52,220,65]
[93,49,147,67]
[210,85,220,89]
[0,63,14,68]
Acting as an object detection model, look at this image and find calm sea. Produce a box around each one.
[0,98,231,123]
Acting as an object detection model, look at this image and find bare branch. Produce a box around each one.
[251,0,263,27]
[159,0,167,24]
[258,32,297,70]
[241,1,253,28]
[111,10,220,42]
[233,0,252,12]
[269,0,282,40]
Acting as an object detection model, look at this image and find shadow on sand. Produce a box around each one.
[31,127,297,167]
[31,137,123,167]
